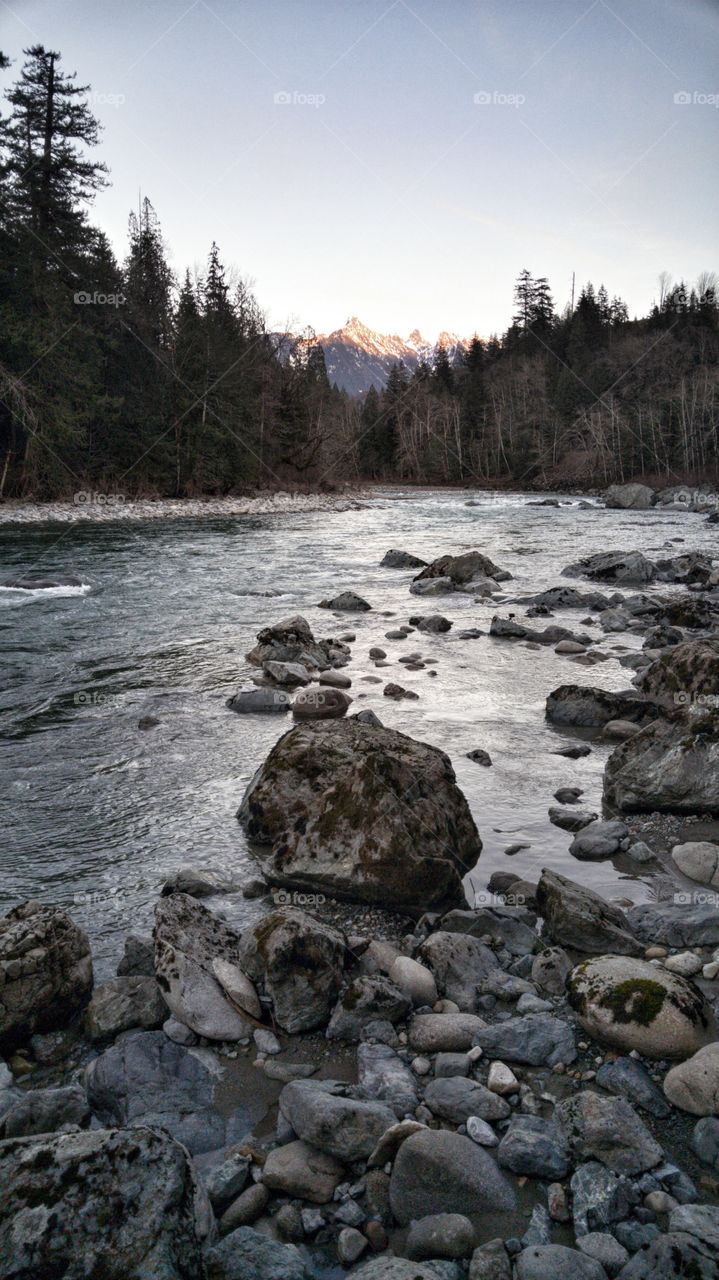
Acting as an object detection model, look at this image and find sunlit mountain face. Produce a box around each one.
[316,318,472,396]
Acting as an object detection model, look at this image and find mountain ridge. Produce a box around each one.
[314,316,474,396]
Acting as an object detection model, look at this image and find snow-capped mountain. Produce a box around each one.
[316,317,471,396]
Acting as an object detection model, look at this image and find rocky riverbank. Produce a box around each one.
[0,488,370,525]
[2,526,719,1279]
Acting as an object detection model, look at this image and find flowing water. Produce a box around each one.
[1,489,713,977]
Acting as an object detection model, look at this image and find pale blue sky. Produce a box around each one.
[2,0,717,337]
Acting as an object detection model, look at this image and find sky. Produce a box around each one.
[2,0,718,339]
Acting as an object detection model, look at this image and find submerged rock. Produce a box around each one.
[0,1126,213,1279]
[0,901,93,1053]
[567,955,716,1060]
[237,719,482,912]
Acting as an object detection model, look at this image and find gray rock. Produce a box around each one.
[577,1233,628,1277]
[497,1115,570,1179]
[351,1260,462,1280]
[160,866,243,897]
[204,1225,310,1280]
[571,1161,637,1236]
[0,1126,213,1279]
[154,893,256,1041]
[604,711,719,816]
[0,901,93,1053]
[85,1030,233,1155]
[318,590,371,611]
[227,686,292,714]
[357,1042,419,1115]
[408,1013,488,1053]
[204,1151,250,1211]
[409,613,452,633]
[546,684,658,728]
[563,550,655,584]
[466,1115,499,1146]
[536,870,642,957]
[668,1202,719,1255]
[410,576,456,597]
[245,614,350,671]
[424,1076,511,1124]
[474,1014,576,1067]
[237,718,482,911]
[292,687,353,719]
[604,483,655,510]
[414,551,507,585]
[613,1231,716,1278]
[639,638,719,706]
[0,1085,89,1139]
[278,1079,396,1160]
[521,1204,552,1247]
[116,933,154,977]
[531,947,571,995]
[85,976,166,1041]
[664,1043,719,1115]
[516,1245,609,1279]
[549,806,598,832]
[389,956,438,1007]
[435,1052,470,1078]
[595,1058,671,1117]
[218,1184,269,1232]
[237,907,346,1034]
[569,820,629,861]
[418,931,500,1011]
[469,1238,510,1280]
[261,1139,344,1204]
[406,1213,476,1260]
[568,955,716,1060]
[389,1128,516,1223]
[264,659,311,686]
[627,900,719,948]
[693,1116,719,1170]
[326,975,411,1041]
[556,1090,663,1175]
[381,549,428,569]
[438,906,537,957]
[338,1226,368,1265]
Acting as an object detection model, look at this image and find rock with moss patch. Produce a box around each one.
[237,907,346,1034]
[237,719,482,912]
[567,955,716,1060]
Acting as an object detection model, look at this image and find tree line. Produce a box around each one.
[0,45,717,500]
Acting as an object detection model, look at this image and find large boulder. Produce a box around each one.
[237,719,481,912]
[664,1044,719,1115]
[536,870,642,957]
[389,1128,516,1223]
[555,1090,663,1175]
[0,901,93,1052]
[237,908,346,1033]
[638,638,719,706]
[245,614,350,670]
[562,550,656,585]
[604,483,655,510]
[278,1079,396,1160]
[85,1029,237,1155]
[546,685,660,728]
[603,711,719,814]
[413,551,508,585]
[567,956,716,1060]
[154,894,258,1041]
[0,1126,213,1278]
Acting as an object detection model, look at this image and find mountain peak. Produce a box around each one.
[311,318,473,397]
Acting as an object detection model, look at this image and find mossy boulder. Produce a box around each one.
[567,955,716,1060]
[237,719,481,912]
[603,710,719,814]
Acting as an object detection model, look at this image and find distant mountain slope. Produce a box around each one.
[316,317,471,395]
